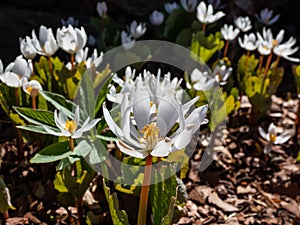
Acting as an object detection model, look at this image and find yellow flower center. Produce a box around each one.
[26,86,33,94]
[64,120,77,133]
[272,39,278,47]
[269,133,277,143]
[139,122,160,151]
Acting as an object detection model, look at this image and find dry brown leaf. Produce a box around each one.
[208,192,239,212]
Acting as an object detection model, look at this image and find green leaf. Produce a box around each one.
[30,141,71,163]
[0,177,15,213]
[103,179,130,225]
[40,90,75,117]
[150,165,178,225]
[74,72,95,119]
[13,107,55,126]
[94,74,113,117]
[175,28,192,47]
[72,138,107,165]
[17,125,52,134]
[163,8,194,42]
[161,196,177,225]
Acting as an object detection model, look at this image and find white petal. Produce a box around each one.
[274,131,291,144]
[156,95,179,137]
[172,124,194,151]
[117,140,148,158]
[258,126,269,141]
[103,102,124,138]
[263,142,273,154]
[1,72,21,87]
[43,125,70,137]
[132,86,150,131]
[151,138,172,157]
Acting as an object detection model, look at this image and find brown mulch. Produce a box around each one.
[0,95,300,225]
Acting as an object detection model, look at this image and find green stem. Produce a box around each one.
[137,155,152,225]
[274,55,281,69]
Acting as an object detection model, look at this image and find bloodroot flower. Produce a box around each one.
[43,106,100,139]
[22,79,43,98]
[103,77,208,158]
[259,123,292,154]
[31,25,58,57]
[56,25,87,55]
[0,55,32,88]
[196,1,225,24]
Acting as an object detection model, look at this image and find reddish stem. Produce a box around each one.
[223,40,229,58]
[137,155,153,225]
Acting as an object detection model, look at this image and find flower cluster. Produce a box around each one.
[104,69,208,158]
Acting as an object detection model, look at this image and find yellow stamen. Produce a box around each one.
[64,120,77,133]
[26,86,33,94]
[272,39,278,47]
[139,122,160,151]
[269,133,277,143]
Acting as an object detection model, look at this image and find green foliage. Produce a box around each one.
[292,65,300,94]
[40,91,75,118]
[190,31,224,62]
[30,141,71,163]
[14,107,55,126]
[0,176,15,213]
[149,165,182,225]
[163,8,195,44]
[54,159,96,208]
[103,180,130,225]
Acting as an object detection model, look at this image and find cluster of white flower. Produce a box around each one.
[104,67,208,158]
[0,24,103,97]
[238,27,299,63]
[121,21,147,50]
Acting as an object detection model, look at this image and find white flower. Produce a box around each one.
[61,17,79,27]
[75,47,103,68]
[256,27,285,55]
[43,106,100,139]
[129,21,147,39]
[22,78,42,98]
[149,10,164,26]
[234,16,252,32]
[256,8,280,26]
[221,24,240,41]
[196,1,225,24]
[273,37,300,62]
[0,55,32,88]
[259,123,292,154]
[31,25,59,56]
[213,64,232,85]
[189,68,218,91]
[96,1,108,18]
[181,0,198,12]
[19,36,37,59]
[238,33,259,51]
[57,25,87,55]
[103,79,208,158]
[121,31,135,50]
[164,2,179,14]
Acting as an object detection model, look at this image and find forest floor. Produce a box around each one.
[0,95,300,225]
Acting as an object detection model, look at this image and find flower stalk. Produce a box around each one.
[223,40,229,58]
[264,52,273,79]
[244,50,250,74]
[257,55,264,76]
[137,155,153,225]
